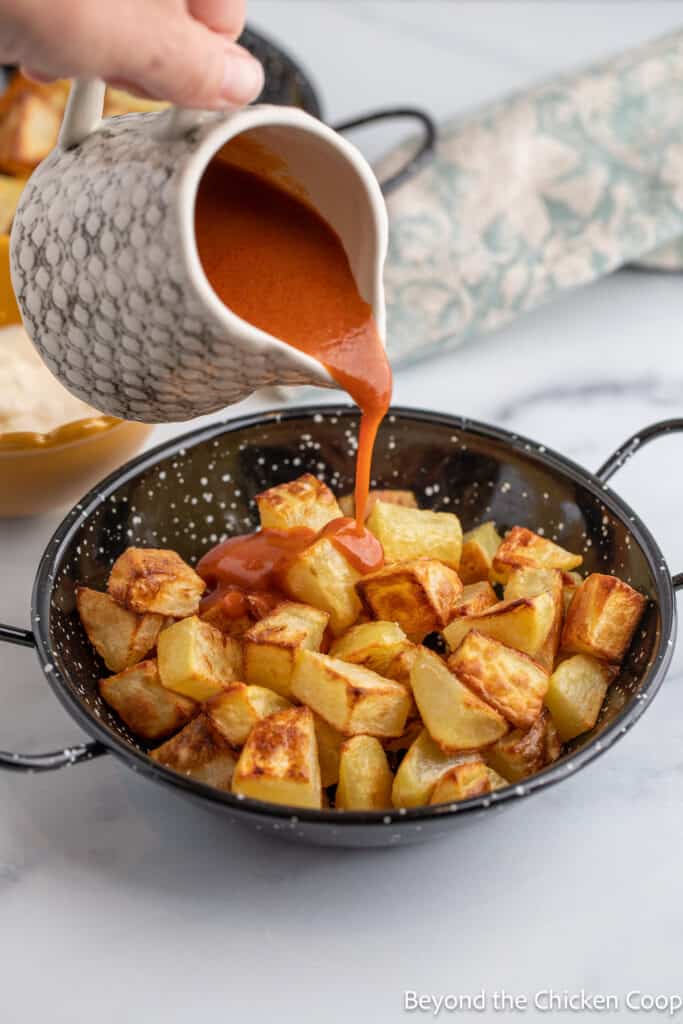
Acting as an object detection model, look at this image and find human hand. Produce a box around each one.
[0,0,264,108]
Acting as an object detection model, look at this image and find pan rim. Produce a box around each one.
[31,404,677,829]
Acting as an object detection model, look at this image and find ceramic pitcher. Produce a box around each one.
[9,80,388,422]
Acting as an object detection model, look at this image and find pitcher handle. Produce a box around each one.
[60,78,200,148]
[59,78,107,148]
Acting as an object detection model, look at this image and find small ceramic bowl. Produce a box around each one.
[0,234,152,517]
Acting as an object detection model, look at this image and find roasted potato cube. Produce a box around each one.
[459,522,502,584]
[544,713,563,764]
[0,93,61,175]
[486,767,510,791]
[108,547,205,617]
[336,735,393,811]
[429,758,491,804]
[157,615,242,701]
[562,570,583,613]
[99,659,197,741]
[232,706,321,808]
[382,717,423,753]
[151,712,238,789]
[545,654,616,740]
[443,592,556,661]
[366,502,463,568]
[291,650,411,738]
[200,589,253,637]
[504,567,564,671]
[0,173,24,233]
[391,729,481,808]
[329,620,412,677]
[484,708,556,782]
[339,489,418,520]
[562,573,646,663]
[357,558,463,642]
[314,713,345,787]
[243,601,328,697]
[103,87,168,116]
[280,536,362,635]
[448,630,549,729]
[492,526,582,583]
[452,581,498,617]
[410,647,507,752]
[206,683,291,747]
[77,586,165,672]
[256,473,341,531]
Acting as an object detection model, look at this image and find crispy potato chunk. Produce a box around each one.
[492,526,582,583]
[486,767,510,791]
[243,601,328,698]
[562,573,646,663]
[410,647,507,752]
[151,712,238,789]
[366,502,463,568]
[0,173,24,233]
[545,654,617,740]
[544,713,563,764]
[77,586,165,673]
[314,713,345,787]
[383,717,423,753]
[339,490,418,520]
[484,708,557,783]
[336,736,393,811]
[357,558,463,642]
[429,759,491,804]
[291,650,411,738]
[504,567,564,671]
[108,547,205,617]
[99,660,197,741]
[443,592,556,661]
[459,522,502,584]
[157,615,242,701]
[562,570,583,613]
[232,706,321,808]
[448,630,549,729]
[452,581,499,617]
[329,621,412,677]
[200,592,253,637]
[206,683,291,747]
[391,729,481,808]
[0,92,60,175]
[256,473,341,531]
[280,536,362,635]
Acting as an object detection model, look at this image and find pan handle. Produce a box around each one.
[332,106,437,196]
[596,418,683,592]
[0,623,107,772]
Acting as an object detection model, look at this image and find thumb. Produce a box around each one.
[103,13,264,109]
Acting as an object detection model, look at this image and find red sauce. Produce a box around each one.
[321,517,383,575]
[194,158,392,527]
[197,526,315,593]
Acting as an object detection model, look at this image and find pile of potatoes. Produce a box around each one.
[77,473,646,812]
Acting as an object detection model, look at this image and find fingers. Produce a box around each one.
[188,0,246,37]
[10,0,262,110]
[107,4,262,109]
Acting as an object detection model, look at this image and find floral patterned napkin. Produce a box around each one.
[377,30,683,364]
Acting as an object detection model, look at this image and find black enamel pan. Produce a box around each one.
[1,407,680,847]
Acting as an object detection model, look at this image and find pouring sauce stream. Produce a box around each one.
[195,158,392,527]
[194,151,391,608]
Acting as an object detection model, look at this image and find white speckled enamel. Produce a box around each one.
[9,100,388,423]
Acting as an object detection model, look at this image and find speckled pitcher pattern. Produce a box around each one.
[9,112,338,422]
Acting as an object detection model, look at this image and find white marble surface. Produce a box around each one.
[3,4,683,1021]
